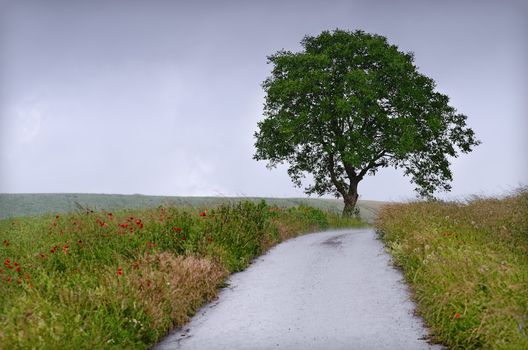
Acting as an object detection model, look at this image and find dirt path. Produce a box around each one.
[155,229,442,350]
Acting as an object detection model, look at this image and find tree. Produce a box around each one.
[253,29,480,217]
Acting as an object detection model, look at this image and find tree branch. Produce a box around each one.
[327,153,347,197]
[358,151,386,178]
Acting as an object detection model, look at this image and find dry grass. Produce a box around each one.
[117,253,227,333]
[376,189,528,349]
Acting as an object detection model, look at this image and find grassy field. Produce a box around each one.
[0,193,385,223]
[375,189,528,349]
[0,201,363,349]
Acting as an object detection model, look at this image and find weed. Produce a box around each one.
[376,188,528,349]
[0,201,362,349]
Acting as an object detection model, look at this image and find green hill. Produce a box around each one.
[0,193,386,222]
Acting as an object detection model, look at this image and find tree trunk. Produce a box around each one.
[342,193,358,217]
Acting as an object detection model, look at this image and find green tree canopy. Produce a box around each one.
[254,29,480,216]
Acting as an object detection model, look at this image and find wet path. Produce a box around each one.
[155,229,441,350]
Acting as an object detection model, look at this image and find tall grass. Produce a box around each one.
[376,189,528,349]
[0,201,363,349]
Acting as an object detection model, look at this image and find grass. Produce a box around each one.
[375,189,528,349]
[0,193,386,223]
[0,201,364,349]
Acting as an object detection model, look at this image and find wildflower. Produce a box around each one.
[199,211,206,217]
[172,227,182,232]
[4,258,10,266]
[454,313,461,319]
[117,267,123,276]
[181,236,186,241]
[2,239,9,247]
[135,219,143,228]
[16,266,21,272]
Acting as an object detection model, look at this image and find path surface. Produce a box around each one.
[155,229,442,350]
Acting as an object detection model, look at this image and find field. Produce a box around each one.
[0,193,385,222]
[0,201,363,349]
[375,189,528,349]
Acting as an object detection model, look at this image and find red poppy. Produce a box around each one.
[172,227,182,232]
[117,267,123,276]
[199,211,206,217]
[4,258,10,266]
[454,313,461,319]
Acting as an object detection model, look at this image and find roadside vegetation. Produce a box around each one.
[376,188,528,349]
[0,201,363,349]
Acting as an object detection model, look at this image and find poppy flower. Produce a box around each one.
[454,313,461,319]
[199,211,206,217]
[117,267,123,276]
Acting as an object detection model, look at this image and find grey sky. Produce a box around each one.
[1,0,526,201]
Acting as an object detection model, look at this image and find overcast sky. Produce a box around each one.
[0,0,526,201]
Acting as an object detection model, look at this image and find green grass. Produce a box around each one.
[0,201,364,349]
[375,189,528,349]
[0,193,386,223]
